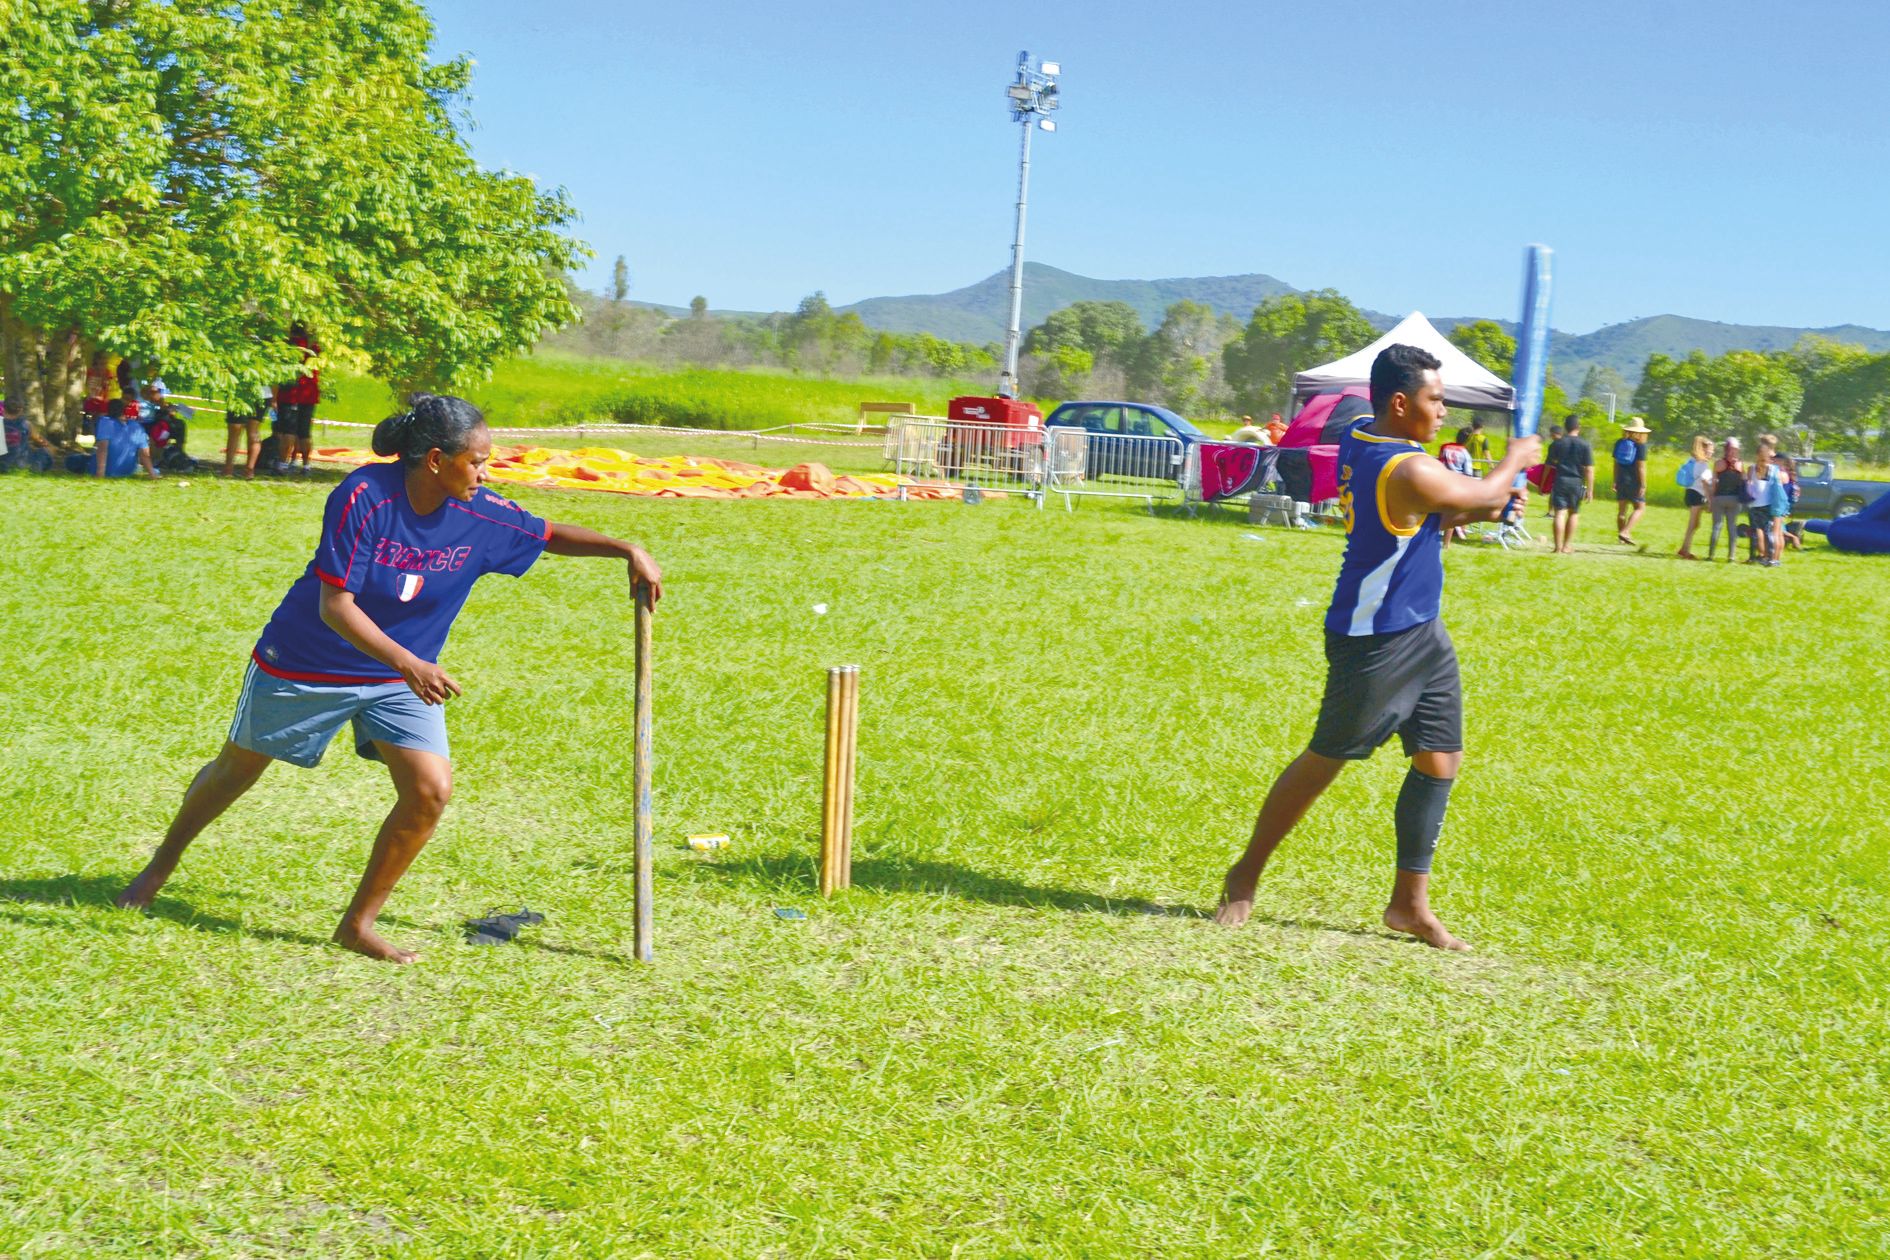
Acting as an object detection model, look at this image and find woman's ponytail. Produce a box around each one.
[371,394,485,466]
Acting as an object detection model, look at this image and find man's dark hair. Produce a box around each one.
[1454,427,1471,445]
[106,397,126,419]
[1370,344,1443,414]
[1470,417,1484,431]
[1564,416,1581,434]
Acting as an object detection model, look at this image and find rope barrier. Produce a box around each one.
[163,394,889,448]
[304,418,885,449]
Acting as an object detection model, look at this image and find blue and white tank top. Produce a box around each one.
[1325,420,1444,637]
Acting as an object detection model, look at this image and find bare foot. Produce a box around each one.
[333,921,419,964]
[115,867,169,910]
[1383,905,1471,951]
[1214,868,1257,927]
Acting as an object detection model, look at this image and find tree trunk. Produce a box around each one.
[38,330,86,443]
[0,295,44,433]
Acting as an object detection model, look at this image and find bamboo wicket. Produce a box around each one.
[631,578,654,963]
[820,665,859,896]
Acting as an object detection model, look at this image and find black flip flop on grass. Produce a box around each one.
[464,908,545,947]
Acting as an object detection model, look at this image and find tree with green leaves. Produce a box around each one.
[1634,350,1804,448]
[0,0,583,438]
[1788,336,1890,459]
[611,257,631,305]
[1222,290,1376,415]
[1125,300,1238,415]
[1023,300,1145,364]
[1447,321,1516,378]
[1579,364,1631,409]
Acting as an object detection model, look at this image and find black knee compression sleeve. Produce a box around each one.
[1394,769,1455,874]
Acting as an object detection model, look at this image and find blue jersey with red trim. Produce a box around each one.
[254,461,549,683]
[1325,419,1444,637]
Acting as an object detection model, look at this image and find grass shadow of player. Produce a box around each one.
[681,853,1403,942]
[0,872,336,952]
[683,851,1211,920]
[372,911,638,968]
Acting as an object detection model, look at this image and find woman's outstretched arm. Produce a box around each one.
[545,522,664,602]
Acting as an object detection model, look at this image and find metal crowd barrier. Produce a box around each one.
[884,416,1185,509]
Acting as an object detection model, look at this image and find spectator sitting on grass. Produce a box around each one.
[1230,415,1271,445]
[67,397,159,479]
[1,396,56,473]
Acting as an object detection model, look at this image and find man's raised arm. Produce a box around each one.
[1392,435,1541,524]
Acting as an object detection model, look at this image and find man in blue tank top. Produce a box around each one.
[1215,345,1540,950]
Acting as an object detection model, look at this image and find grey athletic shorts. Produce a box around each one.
[1310,619,1463,760]
[228,659,450,768]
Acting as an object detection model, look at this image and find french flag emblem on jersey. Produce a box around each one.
[398,574,424,603]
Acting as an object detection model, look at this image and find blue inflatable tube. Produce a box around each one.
[1805,491,1890,553]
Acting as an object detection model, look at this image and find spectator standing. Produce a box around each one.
[1676,434,1715,559]
[1437,427,1476,547]
[1545,416,1594,554]
[1771,454,1798,560]
[1706,438,1745,562]
[67,397,159,478]
[1264,413,1288,445]
[1612,420,1651,543]
[1540,424,1564,517]
[1465,418,1492,466]
[1745,442,1781,566]
[1,395,55,472]
[1438,427,1474,476]
[225,390,271,480]
[276,322,320,476]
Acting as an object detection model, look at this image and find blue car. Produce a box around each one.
[1042,401,1205,481]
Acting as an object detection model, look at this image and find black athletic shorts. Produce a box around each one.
[1310,619,1463,761]
[1614,468,1645,504]
[276,401,315,440]
[1550,480,1586,511]
[1684,488,1707,508]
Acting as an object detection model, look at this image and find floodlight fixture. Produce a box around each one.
[997,50,1061,398]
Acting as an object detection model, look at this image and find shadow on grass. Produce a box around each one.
[0,873,335,951]
[686,852,1211,920]
[2,875,642,965]
[680,853,1412,942]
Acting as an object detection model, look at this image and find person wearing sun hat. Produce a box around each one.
[1613,418,1651,543]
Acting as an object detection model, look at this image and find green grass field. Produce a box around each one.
[310,353,1015,432]
[3,465,1886,1256]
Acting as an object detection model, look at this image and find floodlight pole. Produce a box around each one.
[1000,118,1033,399]
[997,51,1058,399]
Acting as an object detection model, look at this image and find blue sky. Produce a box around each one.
[431,0,1890,334]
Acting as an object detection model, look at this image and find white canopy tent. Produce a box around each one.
[1292,311,1515,412]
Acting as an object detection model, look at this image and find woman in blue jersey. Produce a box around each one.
[1214,346,1539,951]
[117,396,664,963]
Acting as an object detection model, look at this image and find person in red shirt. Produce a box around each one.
[276,323,320,475]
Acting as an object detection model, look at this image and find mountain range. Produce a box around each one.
[831,264,1890,387]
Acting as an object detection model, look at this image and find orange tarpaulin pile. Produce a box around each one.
[311,444,984,501]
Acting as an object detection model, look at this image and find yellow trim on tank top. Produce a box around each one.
[1350,425,1420,446]
[1376,451,1421,536]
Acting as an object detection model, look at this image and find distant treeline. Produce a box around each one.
[557,273,1890,457]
